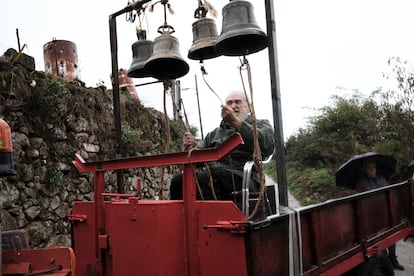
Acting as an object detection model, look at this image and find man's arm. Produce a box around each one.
[238,119,275,158]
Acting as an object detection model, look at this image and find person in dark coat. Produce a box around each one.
[169,90,274,200]
[356,159,405,270]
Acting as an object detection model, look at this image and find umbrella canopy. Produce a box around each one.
[408,159,414,169]
[335,152,397,189]
[407,160,414,178]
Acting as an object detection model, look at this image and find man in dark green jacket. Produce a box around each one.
[170,90,274,200]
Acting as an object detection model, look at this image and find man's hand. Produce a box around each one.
[221,105,242,129]
[183,131,195,150]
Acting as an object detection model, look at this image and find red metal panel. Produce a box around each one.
[2,247,75,275]
[197,201,248,276]
[101,200,248,276]
[300,181,413,275]
[245,213,291,276]
[71,201,97,276]
[104,200,185,276]
[359,192,390,239]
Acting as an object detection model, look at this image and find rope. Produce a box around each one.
[159,80,171,200]
[199,62,223,105]
[238,56,266,220]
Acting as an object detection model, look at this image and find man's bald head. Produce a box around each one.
[224,90,250,121]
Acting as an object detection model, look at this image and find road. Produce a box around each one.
[395,237,414,276]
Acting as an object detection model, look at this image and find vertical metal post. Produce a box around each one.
[182,164,199,276]
[108,0,151,193]
[109,15,125,193]
[264,0,288,206]
[194,74,204,139]
[16,28,21,51]
[173,80,179,121]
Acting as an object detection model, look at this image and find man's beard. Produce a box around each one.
[236,111,249,122]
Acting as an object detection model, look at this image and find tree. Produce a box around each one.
[276,58,414,205]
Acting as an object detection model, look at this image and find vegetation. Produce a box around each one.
[266,57,414,205]
[45,167,64,191]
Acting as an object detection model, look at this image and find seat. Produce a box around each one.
[241,153,280,217]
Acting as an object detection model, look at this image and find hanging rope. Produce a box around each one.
[199,61,223,105]
[238,56,266,220]
[158,80,172,200]
[186,148,205,200]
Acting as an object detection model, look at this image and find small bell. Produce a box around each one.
[144,25,189,80]
[216,0,268,56]
[127,30,155,78]
[188,7,220,60]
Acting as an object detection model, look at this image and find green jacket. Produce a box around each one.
[198,115,275,178]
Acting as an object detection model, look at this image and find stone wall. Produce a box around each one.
[0,60,184,248]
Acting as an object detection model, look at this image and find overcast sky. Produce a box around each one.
[1,0,414,140]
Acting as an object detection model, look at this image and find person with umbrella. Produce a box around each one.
[355,159,388,192]
[355,158,405,271]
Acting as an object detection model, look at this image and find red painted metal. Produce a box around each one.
[299,181,413,276]
[0,119,16,176]
[2,247,75,275]
[70,133,248,276]
[0,119,13,152]
[3,131,412,275]
[72,133,244,172]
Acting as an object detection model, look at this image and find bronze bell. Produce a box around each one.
[216,0,268,56]
[127,30,155,78]
[188,7,220,60]
[144,25,189,80]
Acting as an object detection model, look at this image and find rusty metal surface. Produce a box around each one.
[118,68,139,100]
[43,39,80,81]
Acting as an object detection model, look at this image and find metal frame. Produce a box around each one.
[241,153,279,217]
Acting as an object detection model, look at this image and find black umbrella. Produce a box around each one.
[335,152,397,189]
[407,160,414,178]
[408,160,414,169]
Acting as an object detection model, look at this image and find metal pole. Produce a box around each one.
[109,0,151,193]
[16,28,21,51]
[194,74,204,139]
[264,0,288,206]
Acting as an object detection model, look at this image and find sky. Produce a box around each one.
[1,0,414,140]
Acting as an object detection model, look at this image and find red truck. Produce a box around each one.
[2,0,413,274]
[2,134,412,276]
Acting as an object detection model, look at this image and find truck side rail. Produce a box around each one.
[245,180,413,276]
[297,180,413,275]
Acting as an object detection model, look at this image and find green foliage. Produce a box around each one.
[16,192,28,205]
[45,167,64,191]
[121,123,144,154]
[286,93,382,171]
[27,77,68,114]
[285,58,414,205]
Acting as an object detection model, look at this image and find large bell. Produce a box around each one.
[188,8,220,60]
[144,25,189,80]
[216,0,268,56]
[127,30,155,78]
